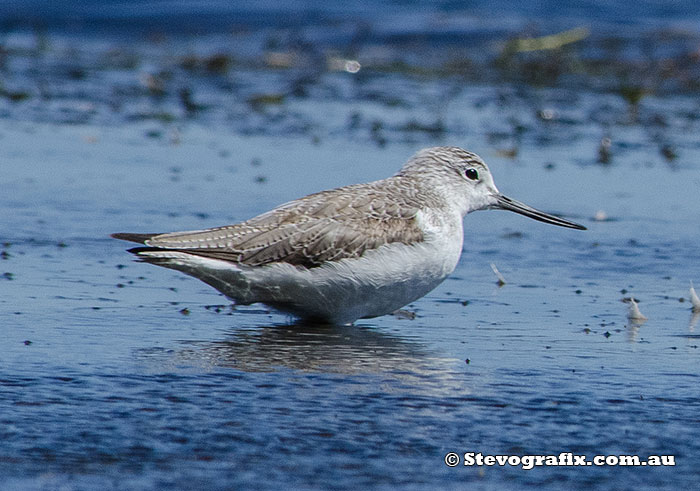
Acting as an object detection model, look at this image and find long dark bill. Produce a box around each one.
[495,195,586,230]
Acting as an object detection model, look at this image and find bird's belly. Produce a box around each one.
[245,239,462,323]
[142,238,462,324]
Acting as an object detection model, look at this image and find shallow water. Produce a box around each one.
[2,3,700,490]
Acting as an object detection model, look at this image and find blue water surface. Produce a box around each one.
[1,2,700,490]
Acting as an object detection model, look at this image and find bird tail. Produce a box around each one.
[111,232,160,244]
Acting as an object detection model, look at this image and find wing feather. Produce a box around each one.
[119,178,426,268]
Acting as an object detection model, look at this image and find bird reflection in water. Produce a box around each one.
[139,321,459,379]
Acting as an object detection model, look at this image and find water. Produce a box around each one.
[2,2,700,490]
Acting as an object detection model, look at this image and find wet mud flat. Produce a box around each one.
[2,6,700,490]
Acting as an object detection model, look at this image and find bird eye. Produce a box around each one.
[465,168,479,180]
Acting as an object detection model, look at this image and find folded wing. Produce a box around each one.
[113,181,424,268]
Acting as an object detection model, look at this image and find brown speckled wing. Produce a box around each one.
[118,179,425,268]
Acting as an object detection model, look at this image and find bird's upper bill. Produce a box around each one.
[493,194,586,230]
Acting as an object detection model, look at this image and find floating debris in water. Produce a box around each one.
[179,87,204,114]
[370,120,386,147]
[248,93,285,111]
[204,53,232,73]
[593,210,608,221]
[690,281,700,312]
[490,263,506,287]
[495,147,519,159]
[392,309,416,320]
[509,27,590,53]
[619,85,646,107]
[264,51,297,69]
[537,109,556,121]
[597,137,612,164]
[660,144,677,163]
[626,322,642,343]
[399,119,445,136]
[626,298,648,322]
[327,56,361,73]
[690,312,699,333]
[0,87,31,102]
[139,72,166,96]
[180,53,233,73]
